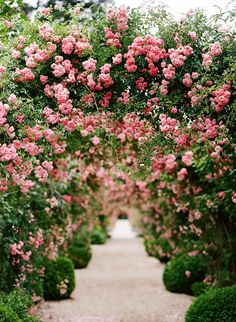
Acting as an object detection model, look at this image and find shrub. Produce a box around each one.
[68,245,92,269]
[185,285,236,322]
[69,233,90,249]
[90,228,106,245]
[144,238,155,257]
[0,289,41,322]
[163,254,207,294]
[0,303,21,322]
[43,257,75,301]
[154,237,172,263]
[3,289,32,320]
[191,281,210,296]
[144,238,169,262]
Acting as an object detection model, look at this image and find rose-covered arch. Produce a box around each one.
[0,4,235,300]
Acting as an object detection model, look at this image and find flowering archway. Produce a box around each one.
[0,3,235,318]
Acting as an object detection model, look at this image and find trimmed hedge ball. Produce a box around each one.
[191,281,210,296]
[43,257,75,300]
[68,245,92,269]
[163,254,207,294]
[0,289,41,322]
[90,228,106,245]
[185,285,236,322]
[3,289,32,319]
[72,237,90,248]
[0,303,21,322]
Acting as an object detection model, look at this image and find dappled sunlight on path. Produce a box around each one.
[37,220,192,322]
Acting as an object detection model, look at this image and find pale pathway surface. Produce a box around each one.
[37,220,192,322]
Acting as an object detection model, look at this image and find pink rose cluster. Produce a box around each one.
[61,35,92,56]
[135,77,149,91]
[202,42,222,67]
[112,53,122,65]
[109,112,153,143]
[82,58,97,73]
[153,153,177,174]
[0,143,18,162]
[182,73,192,88]
[159,79,169,96]
[182,151,194,166]
[210,83,231,113]
[10,241,32,261]
[0,102,9,127]
[39,23,54,41]
[210,145,223,159]
[143,97,159,116]
[177,168,188,180]
[168,45,193,68]
[24,42,53,69]
[0,65,6,77]
[159,114,179,135]
[106,7,128,31]
[14,68,35,82]
[29,229,44,249]
[98,64,114,88]
[188,31,197,41]
[104,27,122,48]
[163,64,175,80]
[99,92,112,108]
[117,91,130,105]
[124,36,165,74]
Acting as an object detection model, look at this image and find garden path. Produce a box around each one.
[37,220,192,322]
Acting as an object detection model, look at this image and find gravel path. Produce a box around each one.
[37,221,192,322]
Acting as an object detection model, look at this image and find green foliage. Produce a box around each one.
[191,281,210,296]
[144,237,170,263]
[0,289,41,322]
[163,254,208,294]
[144,238,155,257]
[0,303,21,322]
[43,257,75,300]
[68,245,92,269]
[90,227,107,245]
[0,0,24,17]
[2,289,32,320]
[185,286,236,322]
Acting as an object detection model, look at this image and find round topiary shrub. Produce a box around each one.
[90,228,106,245]
[0,303,21,322]
[72,238,90,248]
[68,245,92,269]
[43,257,75,301]
[191,281,210,296]
[0,289,41,322]
[163,254,207,294]
[4,289,32,316]
[185,285,236,322]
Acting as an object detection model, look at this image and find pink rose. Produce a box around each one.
[182,151,193,166]
[91,136,100,146]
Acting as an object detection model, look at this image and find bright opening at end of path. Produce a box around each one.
[110,219,137,239]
